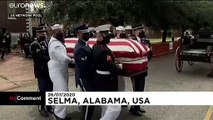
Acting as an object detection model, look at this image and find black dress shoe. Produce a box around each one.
[46,106,54,114]
[39,109,49,117]
[129,107,143,116]
[53,113,71,120]
[138,108,146,113]
[64,116,72,120]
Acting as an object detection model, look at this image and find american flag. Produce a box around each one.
[65,38,150,71]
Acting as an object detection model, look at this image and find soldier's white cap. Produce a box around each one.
[75,24,89,33]
[51,24,63,30]
[94,24,111,33]
[133,24,144,31]
[88,27,95,31]
[116,26,125,31]
[36,26,46,32]
[125,25,132,30]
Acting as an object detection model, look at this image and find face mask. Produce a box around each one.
[138,32,145,38]
[82,33,90,41]
[100,32,113,44]
[56,32,64,43]
[39,36,46,41]
[120,33,127,38]
[90,32,95,38]
[101,35,111,44]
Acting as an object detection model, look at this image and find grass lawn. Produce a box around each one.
[149,37,180,43]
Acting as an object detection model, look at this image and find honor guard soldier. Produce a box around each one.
[48,24,72,120]
[125,25,133,38]
[30,26,53,117]
[115,26,127,92]
[128,24,149,116]
[133,24,152,60]
[74,24,95,120]
[93,24,121,120]
[132,24,145,42]
[115,26,127,38]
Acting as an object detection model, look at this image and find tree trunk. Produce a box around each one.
[181,25,186,38]
[119,16,124,26]
[162,27,167,42]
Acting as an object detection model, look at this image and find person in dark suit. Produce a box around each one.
[5,31,11,54]
[182,30,194,46]
[2,28,11,54]
[30,27,53,117]
[74,24,95,120]
[0,29,6,60]
[23,33,32,58]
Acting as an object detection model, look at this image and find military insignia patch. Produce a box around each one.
[81,56,87,61]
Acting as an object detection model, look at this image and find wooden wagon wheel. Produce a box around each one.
[188,61,194,65]
[175,46,183,72]
[208,51,213,77]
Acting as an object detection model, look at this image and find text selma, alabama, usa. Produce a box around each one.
[47,97,150,105]
[46,92,150,106]
[46,92,213,105]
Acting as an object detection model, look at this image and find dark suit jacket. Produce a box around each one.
[74,39,95,91]
[30,39,50,78]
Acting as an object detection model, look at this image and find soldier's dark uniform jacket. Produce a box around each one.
[74,39,95,91]
[30,38,50,79]
[30,35,53,114]
[92,42,120,91]
[130,34,148,114]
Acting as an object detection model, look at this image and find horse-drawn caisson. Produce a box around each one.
[175,29,213,76]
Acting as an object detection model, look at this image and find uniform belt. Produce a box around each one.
[96,70,110,75]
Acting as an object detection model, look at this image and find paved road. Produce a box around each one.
[0,52,34,91]
[0,52,212,120]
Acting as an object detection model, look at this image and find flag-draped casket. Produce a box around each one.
[65,38,150,72]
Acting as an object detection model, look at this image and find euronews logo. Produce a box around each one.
[9,2,46,9]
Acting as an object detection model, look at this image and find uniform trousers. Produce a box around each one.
[100,105,121,120]
[37,75,53,110]
[95,73,121,120]
[49,65,69,119]
[131,73,146,110]
[78,78,95,120]
[118,76,126,91]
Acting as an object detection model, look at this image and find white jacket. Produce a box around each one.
[48,36,71,91]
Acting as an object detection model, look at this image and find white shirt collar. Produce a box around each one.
[136,36,140,41]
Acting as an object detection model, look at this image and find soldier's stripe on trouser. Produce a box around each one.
[131,79,136,91]
[79,79,89,120]
[79,78,86,91]
[85,105,89,120]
